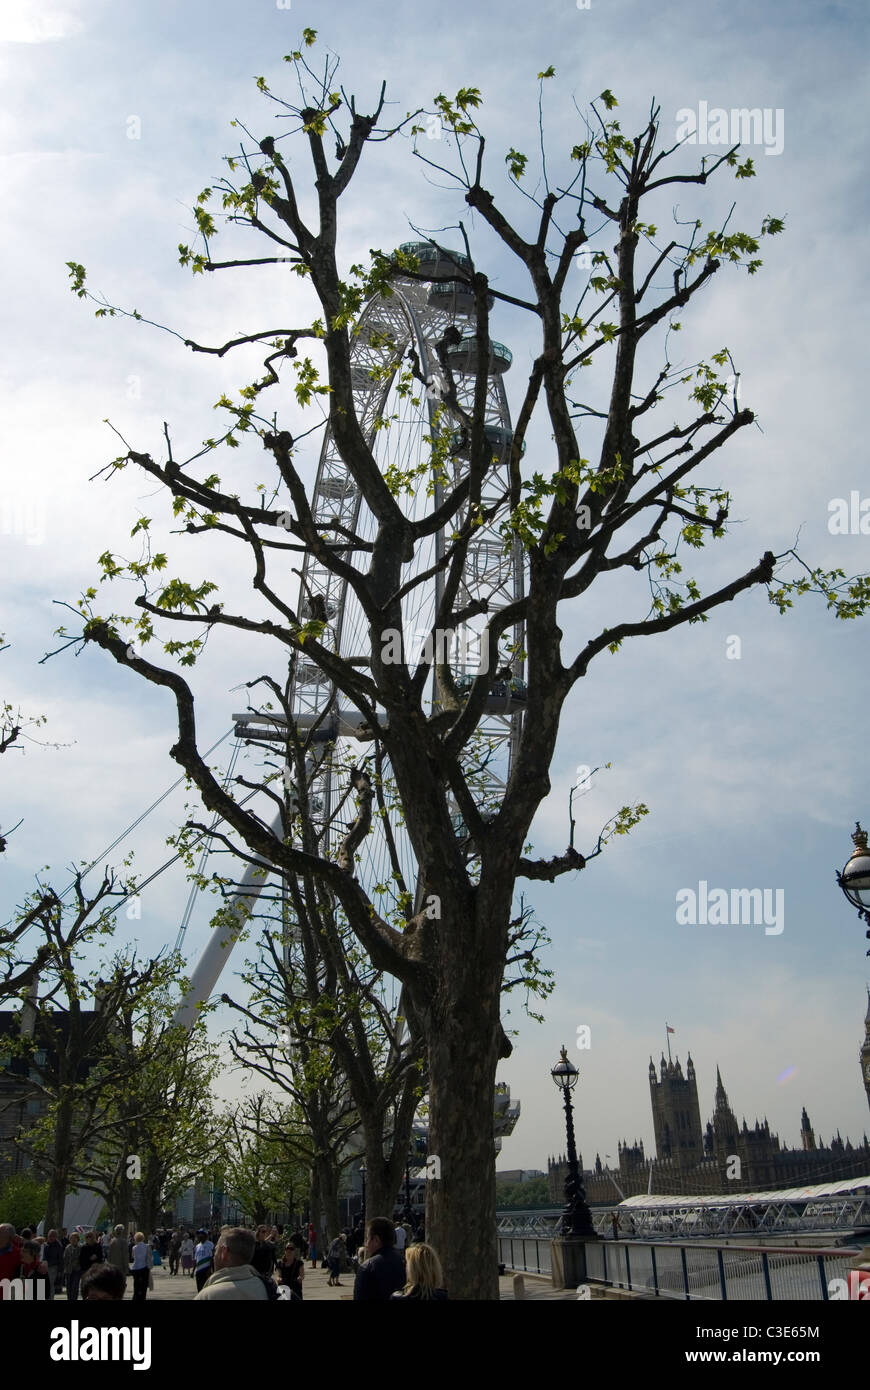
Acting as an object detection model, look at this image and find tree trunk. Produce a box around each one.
[308,1167,319,1243]
[45,1095,75,1232]
[423,952,503,1300]
[137,1173,162,1236]
[45,1162,70,1236]
[361,1099,416,1225]
[359,1144,390,1227]
[115,1165,132,1230]
[316,1156,341,1243]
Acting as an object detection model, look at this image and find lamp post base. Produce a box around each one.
[551,1237,595,1291]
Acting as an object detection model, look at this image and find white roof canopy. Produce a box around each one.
[618,1174,870,1210]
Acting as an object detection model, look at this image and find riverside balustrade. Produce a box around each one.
[496,1224,860,1300]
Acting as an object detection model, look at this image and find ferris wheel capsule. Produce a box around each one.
[444,333,513,377]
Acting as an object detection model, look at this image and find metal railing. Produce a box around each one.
[497,1221,860,1298]
[582,1240,857,1300]
[498,1235,553,1276]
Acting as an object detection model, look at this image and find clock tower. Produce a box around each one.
[856,995,861,1112]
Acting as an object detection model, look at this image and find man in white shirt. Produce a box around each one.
[195,1228,269,1301]
[394,1222,407,1253]
[194,1230,215,1292]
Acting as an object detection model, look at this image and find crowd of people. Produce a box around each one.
[189,1216,447,1301]
[0,1213,449,1301]
[0,1222,173,1301]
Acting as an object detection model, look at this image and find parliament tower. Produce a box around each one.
[648,1052,704,1169]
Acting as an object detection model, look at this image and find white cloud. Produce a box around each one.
[0,6,83,44]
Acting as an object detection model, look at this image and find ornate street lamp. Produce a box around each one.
[359,1161,367,1230]
[836,823,870,955]
[551,1045,597,1239]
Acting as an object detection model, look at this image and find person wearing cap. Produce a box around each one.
[194,1229,214,1292]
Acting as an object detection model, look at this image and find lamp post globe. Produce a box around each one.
[551,1048,579,1094]
[837,823,870,954]
[550,1045,597,1239]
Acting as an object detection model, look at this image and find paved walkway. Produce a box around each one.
[55,1266,636,1301]
[57,1264,349,1302]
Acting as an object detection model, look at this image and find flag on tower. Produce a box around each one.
[666,1025,675,1034]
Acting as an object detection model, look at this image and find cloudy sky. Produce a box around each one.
[2,0,869,1182]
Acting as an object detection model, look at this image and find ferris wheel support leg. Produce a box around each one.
[172,814,282,1032]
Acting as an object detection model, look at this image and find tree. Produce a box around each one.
[1,634,68,857]
[202,684,549,1223]
[495,1177,550,1210]
[0,888,61,1002]
[56,41,869,1296]
[1,871,181,1230]
[223,980,361,1241]
[0,1171,48,1232]
[225,885,421,1228]
[73,1014,221,1234]
[195,687,425,1224]
[219,1094,314,1228]
[1,640,73,999]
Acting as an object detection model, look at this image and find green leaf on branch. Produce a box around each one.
[506,148,528,180]
[66,262,87,298]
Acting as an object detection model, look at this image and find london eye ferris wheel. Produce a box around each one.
[181,240,530,1024]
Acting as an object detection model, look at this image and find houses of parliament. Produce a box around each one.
[548,995,870,1203]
